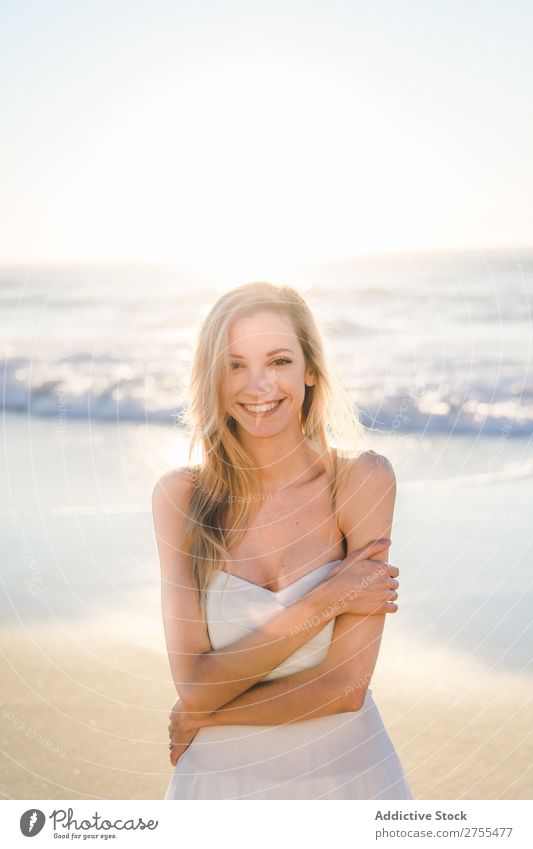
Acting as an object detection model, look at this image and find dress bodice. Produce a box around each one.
[206,559,341,681]
[165,557,413,800]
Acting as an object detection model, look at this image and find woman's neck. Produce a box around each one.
[239,434,326,492]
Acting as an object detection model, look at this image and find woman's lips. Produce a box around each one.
[238,398,285,418]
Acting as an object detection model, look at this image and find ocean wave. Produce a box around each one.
[2,354,532,435]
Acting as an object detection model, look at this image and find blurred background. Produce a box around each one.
[1,0,532,800]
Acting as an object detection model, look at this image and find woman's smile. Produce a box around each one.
[237,398,285,418]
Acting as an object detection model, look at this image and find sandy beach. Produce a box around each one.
[1,621,532,800]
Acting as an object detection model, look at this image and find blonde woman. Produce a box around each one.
[152,282,413,800]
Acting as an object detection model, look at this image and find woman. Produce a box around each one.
[152,281,413,799]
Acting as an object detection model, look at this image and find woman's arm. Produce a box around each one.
[316,450,397,708]
[169,451,398,732]
[153,469,352,716]
[183,658,353,730]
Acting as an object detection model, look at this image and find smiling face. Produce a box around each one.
[223,310,316,438]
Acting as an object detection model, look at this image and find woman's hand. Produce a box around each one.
[168,699,202,767]
[328,539,400,616]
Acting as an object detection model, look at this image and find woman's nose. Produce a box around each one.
[246,376,273,394]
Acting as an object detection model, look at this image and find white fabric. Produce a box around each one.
[164,559,413,800]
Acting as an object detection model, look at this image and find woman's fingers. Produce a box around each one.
[170,747,187,767]
[168,718,199,766]
[361,560,400,587]
[362,557,388,569]
[169,738,189,766]
[360,558,399,578]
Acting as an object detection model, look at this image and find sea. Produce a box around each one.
[1,248,532,435]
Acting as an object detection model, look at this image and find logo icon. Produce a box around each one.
[20,809,46,837]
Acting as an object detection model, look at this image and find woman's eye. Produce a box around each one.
[229,358,291,369]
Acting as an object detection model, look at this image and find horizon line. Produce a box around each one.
[1,243,533,268]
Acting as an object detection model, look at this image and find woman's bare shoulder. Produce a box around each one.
[151,465,199,510]
[335,448,396,493]
[335,449,397,545]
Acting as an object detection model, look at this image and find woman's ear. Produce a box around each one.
[305,367,316,387]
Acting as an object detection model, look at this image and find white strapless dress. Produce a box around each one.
[164,559,413,800]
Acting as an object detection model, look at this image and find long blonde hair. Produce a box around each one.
[180,281,368,614]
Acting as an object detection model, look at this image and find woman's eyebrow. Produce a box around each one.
[229,347,295,359]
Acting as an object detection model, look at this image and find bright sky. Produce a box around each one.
[1,0,532,278]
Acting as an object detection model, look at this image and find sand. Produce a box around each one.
[1,623,532,800]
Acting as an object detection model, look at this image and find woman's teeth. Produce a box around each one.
[240,400,282,413]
